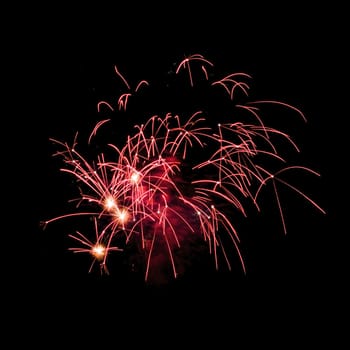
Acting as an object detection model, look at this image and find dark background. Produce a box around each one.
[11,3,345,346]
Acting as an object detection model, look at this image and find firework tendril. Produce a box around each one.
[44,54,325,283]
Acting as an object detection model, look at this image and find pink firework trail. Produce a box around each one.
[44,54,326,283]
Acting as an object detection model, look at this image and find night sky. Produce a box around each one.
[13,5,344,346]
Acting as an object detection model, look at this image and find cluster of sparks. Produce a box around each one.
[44,54,325,283]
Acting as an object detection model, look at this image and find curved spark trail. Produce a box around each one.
[44,54,325,283]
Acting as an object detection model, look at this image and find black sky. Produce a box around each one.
[12,4,346,345]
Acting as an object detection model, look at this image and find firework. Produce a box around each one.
[44,53,325,283]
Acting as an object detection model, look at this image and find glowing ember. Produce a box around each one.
[92,244,106,260]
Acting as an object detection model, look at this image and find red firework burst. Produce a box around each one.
[43,53,326,284]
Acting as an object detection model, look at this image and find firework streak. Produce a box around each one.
[44,54,325,283]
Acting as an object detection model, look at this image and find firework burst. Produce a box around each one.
[43,53,325,283]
